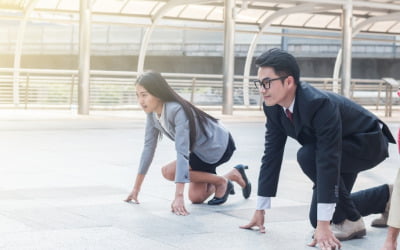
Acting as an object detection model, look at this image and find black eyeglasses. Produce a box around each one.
[253,76,288,90]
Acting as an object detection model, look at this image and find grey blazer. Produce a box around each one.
[138,102,230,183]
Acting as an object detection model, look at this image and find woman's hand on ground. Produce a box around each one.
[171,196,189,216]
[124,189,140,204]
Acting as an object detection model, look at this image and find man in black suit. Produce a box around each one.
[240,48,396,249]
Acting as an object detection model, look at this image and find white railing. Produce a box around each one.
[0,68,398,116]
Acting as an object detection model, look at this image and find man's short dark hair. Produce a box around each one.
[255,48,300,84]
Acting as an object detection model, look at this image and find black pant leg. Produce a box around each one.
[298,144,361,227]
[350,184,389,216]
[335,142,390,222]
[332,173,361,223]
[309,186,318,228]
[298,141,390,226]
[297,144,318,228]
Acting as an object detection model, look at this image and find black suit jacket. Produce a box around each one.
[258,82,396,203]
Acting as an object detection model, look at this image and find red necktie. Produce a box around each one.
[285,109,293,122]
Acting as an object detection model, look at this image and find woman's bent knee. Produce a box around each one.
[161,166,174,181]
[189,194,206,204]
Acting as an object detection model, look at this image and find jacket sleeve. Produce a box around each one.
[138,114,159,175]
[312,98,341,203]
[172,107,191,183]
[258,105,287,197]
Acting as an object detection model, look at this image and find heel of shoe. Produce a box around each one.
[345,229,366,241]
[357,229,366,238]
[230,187,235,195]
[207,180,233,205]
[233,164,251,199]
[234,164,248,170]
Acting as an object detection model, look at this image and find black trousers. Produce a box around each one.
[297,144,390,228]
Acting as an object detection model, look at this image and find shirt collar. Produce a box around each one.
[153,103,165,121]
[282,98,295,113]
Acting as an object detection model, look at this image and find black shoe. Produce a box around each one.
[234,164,251,199]
[230,186,235,195]
[208,180,234,205]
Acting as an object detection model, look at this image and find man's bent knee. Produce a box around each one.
[297,144,317,181]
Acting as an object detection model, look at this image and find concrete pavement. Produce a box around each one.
[0,108,399,250]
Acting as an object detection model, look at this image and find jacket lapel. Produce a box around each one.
[153,103,174,140]
[293,86,304,138]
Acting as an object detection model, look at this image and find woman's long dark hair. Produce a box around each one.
[136,71,218,150]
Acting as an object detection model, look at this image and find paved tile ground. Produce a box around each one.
[0,108,398,250]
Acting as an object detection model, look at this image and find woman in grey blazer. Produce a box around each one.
[125,71,251,215]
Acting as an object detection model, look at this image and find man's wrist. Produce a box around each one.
[316,220,331,229]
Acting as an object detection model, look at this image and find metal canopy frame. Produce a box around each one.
[1,0,400,113]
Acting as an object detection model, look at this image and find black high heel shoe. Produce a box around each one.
[234,164,251,199]
[208,180,234,205]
